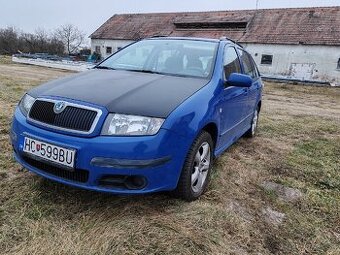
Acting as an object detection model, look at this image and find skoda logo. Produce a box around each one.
[53,101,66,114]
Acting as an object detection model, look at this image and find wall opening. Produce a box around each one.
[95,46,101,54]
[337,58,340,70]
[261,54,273,65]
[106,47,112,54]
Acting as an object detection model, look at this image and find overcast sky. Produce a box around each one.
[1,0,339,38]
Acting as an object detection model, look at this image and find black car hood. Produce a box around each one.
[29,69,209,118]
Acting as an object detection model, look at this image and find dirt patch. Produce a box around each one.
[261,181,303,203]
[0,63,73,82]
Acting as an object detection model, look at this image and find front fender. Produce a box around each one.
[162,81,221,150]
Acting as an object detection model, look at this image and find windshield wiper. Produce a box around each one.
[94,66,116,70]
[128,69,163,75]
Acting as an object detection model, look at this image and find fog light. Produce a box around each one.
[125,176,147,190]
[98,175,147,190]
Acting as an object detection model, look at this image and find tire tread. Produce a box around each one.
[173,131,213,201]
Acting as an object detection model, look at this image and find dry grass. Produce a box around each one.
[0,62,339,255]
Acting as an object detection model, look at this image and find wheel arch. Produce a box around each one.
[258,100,262,112]
[202,122,218,149]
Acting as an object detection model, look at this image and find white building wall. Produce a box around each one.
[242,43,340,85]
[91,39,134,59]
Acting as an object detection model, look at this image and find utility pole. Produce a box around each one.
[256,0,259,10]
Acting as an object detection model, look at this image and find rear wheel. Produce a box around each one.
[174,131,213,201]
[245,106,259,138]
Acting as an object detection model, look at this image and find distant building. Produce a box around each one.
[90,7,340,85]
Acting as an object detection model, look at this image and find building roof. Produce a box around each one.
[90,7,340,46]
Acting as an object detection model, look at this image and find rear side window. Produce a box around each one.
[238,50,258,79]
[223,47,242,79]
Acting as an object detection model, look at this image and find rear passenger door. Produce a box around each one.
[218,46,249,147]
[237,49,261,118]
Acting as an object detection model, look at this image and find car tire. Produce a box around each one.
[245,106,260,138]
[173,131,214,201]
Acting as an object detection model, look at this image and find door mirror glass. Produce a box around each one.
[227,73,252,87]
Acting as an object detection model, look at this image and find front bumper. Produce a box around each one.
[11,107,189,194]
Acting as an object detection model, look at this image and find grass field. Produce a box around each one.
[0,59,339,255]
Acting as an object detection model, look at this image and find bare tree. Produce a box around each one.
[0,27,19,54]
[0,26,65,55]
[34,28,49,51]
[19,29,64,55]
[55,24,85,55]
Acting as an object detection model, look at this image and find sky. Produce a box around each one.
[1,0,339,39]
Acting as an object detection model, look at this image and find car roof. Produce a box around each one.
[144,36,243,48]
[145,36,219,42]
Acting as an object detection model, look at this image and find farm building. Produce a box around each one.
[90,7,340,85]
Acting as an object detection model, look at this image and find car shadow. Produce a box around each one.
[32,177,182,216]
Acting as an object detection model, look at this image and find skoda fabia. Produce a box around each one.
[11,37,263,201]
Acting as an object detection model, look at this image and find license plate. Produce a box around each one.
[23,137,76,169]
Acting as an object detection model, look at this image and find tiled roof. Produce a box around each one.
[90,7,340,46]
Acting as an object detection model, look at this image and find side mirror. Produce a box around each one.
[226,73,252,88]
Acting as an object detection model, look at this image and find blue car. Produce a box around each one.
[11,37,263,201]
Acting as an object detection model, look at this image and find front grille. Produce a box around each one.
[23,156,89,183]
[29,100,98,133]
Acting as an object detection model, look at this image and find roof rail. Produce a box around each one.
[219,36,243,48]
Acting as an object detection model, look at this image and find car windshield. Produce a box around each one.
[97,39,218,78]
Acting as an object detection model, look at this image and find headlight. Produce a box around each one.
[101,114,165,136]
[19,94,35,116]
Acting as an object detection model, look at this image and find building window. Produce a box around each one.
[261,54,273,65]
[106,47,112,54]
[95,46,101,54]
[337,58,340,70]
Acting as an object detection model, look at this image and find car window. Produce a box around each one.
[156,49,176,71]
[113,44,154,70]
[238,50,258,79]
[99,39,218,78]
[223,47,242,79]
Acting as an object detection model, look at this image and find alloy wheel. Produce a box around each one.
[191,142,211,193]
[251,109,259,136]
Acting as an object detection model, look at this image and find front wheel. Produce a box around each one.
[173,131,213,201]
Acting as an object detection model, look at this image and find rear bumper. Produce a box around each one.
[11,107,189,194]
